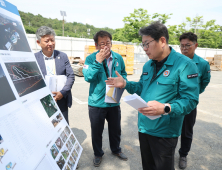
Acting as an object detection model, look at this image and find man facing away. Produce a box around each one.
[178,32,211,169]
[35,26,75,124]
[82,30,128,167]
[106,22,199,170]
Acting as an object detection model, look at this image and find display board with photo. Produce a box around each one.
[0,1,82,170]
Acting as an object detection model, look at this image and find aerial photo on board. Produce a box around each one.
[5,62,46,97]
[0,12,31,52]
[0,64,16,106]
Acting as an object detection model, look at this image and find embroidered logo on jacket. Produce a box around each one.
[163,70,170,77]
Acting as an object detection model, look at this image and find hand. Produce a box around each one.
[96,46,110,63]
[52,91,63,102]
[138,101,170,116]
[105,71,126,88]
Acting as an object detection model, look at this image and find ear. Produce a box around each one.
[37,40,40,46]
[95,43,99,50]
[160,37,167,48]
[194,43,198,49]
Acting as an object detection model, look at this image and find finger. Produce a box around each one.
[105,80,113,84]
[52,91,56,94]
[107,77,114,80]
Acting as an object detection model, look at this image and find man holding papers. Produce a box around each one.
[83,31,127,167]
[106,22,199,170]
[35,26,75,124]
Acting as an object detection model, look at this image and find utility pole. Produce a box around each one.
[60,11,67,37]
[87,29,90,38]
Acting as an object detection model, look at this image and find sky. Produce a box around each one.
[6,0,222,29]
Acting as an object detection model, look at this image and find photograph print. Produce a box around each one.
[5,62,46,97]
[40,94,58,118]
[0,64,16,106]
[0,11,31,52]
[61,146,69,160]
[50,144,59,159]
[60,131,68,143]
[55,137,63,150]
[56,155,65,170]
[0,134,4,144]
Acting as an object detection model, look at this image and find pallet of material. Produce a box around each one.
[71,64,84,77]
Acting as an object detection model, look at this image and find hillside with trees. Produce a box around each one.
[19,9,222,49]
[19,10,115,38]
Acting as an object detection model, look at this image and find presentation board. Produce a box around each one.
[0,1,82,170]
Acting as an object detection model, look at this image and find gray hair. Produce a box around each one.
[36,26,56,41]
[139,21,169,44]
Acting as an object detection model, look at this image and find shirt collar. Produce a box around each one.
[108,53,113,60]
[42,51,54,60]
[192,53,199,64]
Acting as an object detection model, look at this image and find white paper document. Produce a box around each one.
[45,75,67,93]
[123,93,161,120]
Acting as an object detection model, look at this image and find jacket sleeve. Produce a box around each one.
[125,64,144,95]
[125,78,143,95]
[120,56,127,80]
[199,62,211,94]
[82,54,103,83]
[60,54,75,98]
[170,61,199,117]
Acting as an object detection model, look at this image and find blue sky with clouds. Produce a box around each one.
[7,0,222,29]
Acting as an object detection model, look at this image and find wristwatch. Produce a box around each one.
[163,104,170,115]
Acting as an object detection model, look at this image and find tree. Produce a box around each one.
[113,8,151,43]
[152,13,172,24]
[113,9,172,43]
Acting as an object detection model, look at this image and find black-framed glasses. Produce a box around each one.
[98,42,112,47]
[179,43,196,49]
[140,39,155,49]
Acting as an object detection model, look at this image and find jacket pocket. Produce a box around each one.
[156,78,176,92]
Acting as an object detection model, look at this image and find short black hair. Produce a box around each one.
[179,32,197,43]
[139,21,169,44]
[93,30,112,44]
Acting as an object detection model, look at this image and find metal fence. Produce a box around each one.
[27,34,222,63]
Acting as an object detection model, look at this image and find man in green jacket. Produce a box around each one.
[82,30,128,167]
[178,32,211,169]
[106,22,199,170]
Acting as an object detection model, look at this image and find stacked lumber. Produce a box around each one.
[111,44,134,75]
[214,55,222,69]
[206,55,222,71]
[84,45,97,60]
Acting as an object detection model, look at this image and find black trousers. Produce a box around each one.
[179,107,197,157]
[139,132,178,170]
[62,110,69,125]
[88,105,121,157]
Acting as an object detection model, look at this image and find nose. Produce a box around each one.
[48,40,53,45]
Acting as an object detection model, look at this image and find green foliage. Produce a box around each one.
[113,8,222,49]
[19,10,115,38]
[113,9,172,43]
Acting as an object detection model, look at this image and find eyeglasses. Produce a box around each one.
[179,43,196,49]
[98,42,111,47]
[140,39,155,49]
